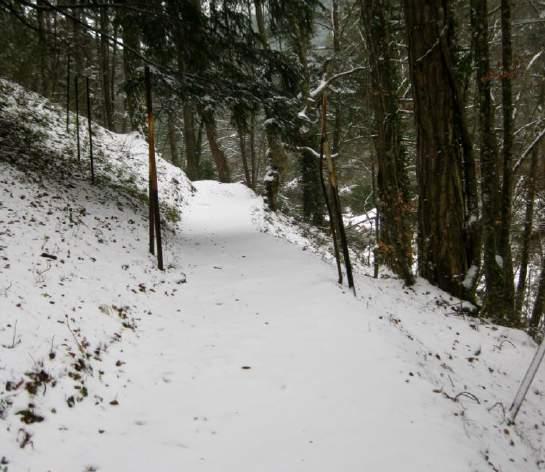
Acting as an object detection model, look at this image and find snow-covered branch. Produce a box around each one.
[309,67,366,99]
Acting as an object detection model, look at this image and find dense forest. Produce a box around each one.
[1,0,545,336]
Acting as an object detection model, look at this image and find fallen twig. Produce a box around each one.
[65,315,85,355]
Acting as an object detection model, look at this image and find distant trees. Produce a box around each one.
[1,0,545,337]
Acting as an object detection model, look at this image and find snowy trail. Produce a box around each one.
[2,172,543,471]
[3,79,544,471]
[15,181,485,471]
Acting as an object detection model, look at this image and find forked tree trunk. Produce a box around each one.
[201,108,231,183]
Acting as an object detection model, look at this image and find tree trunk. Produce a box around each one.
[119,8,142,131]
[255,0,267,46]
[301,142,323,226]
[71,0,84,81]
[403,0,478,301]
[499,0,517,325]
[183,104,200,180]
[249,110,258,189]
[37,0,49,97]
[362,0,414,285]
[99,6,113,130]
[529,254,545,340]
[110,22,118,129]
[201,108,231,183]
[516,145,539,318]
[169,0,202,180]
[167,110,181,168]
[237,123,252,187]
[254,0,288,210]
[472,0,511,323]
[263,119,288,210]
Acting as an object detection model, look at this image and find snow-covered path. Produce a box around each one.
[2,79,544,471]
[12,181,486,471]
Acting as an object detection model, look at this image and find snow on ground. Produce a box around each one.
[0,79,193,218]
[1,80,545,471]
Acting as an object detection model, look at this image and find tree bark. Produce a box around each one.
[99,6,113,130]
[361,0,414,285]
[516,145,539,318]
[499,0,517,325]
[255,0,288,210]
[237,122,252,188]
[472,0,513,323]
[403,0,478,301]
[529,254,545,340]
[201,107,231,183]
[119,8,142,131]
[169,0,201,180]
[167,110,181,168]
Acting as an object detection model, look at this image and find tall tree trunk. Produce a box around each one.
[255,0,267,46]
[263,119,288,210]
[111,22,118,129]
[236,122,252,187]
[183,104,200,179]
[472,0,510,322]
[361,0,414,285]
[99,6,113,130]
[249,110,258,189]
[499,0,517,325]
[37,0,49,97]
[516,145,539,318]
[71,0,84,79]
[403,0,478,301]
[119,9,142,131]
[167,110,181,168]
[169,0,202,180]
[331,0,342,156]
[296,26,323,225]
[255,0,288,210]
[201,108,231,183]
[529,254,545,340]
[301,141,323,226]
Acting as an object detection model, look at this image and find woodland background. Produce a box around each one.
[1,0,545,337]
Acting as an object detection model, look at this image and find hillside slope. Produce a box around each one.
[1,80,545,471]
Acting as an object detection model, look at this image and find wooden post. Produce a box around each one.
[86,77,95,184]
[144,66,164,271]
[322,93,356,295]
[66,57,70,132]
[319,100,343,285]
[75,74,81,162]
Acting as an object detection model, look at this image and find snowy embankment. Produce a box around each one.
[1,80,545,471]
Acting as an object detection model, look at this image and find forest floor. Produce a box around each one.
[1,79,545,472]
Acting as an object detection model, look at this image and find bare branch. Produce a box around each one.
[513,127,545,175]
